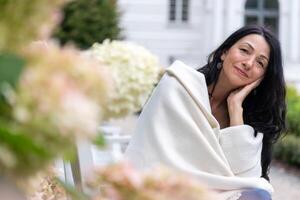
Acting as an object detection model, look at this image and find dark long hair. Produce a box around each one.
[198,25,286,181]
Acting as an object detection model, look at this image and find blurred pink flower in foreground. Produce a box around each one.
[87,162,219,200]
[10,41,113,156]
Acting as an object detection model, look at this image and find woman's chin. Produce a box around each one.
[229,77,248,88]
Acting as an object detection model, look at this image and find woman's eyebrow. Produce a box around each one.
[242,42,269,62]
[260,55,269,62]
[241,42,254,50]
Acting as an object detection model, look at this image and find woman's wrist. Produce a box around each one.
[229,106,244,126]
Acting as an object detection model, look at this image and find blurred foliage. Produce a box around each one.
[286,86,300,137]
[274,85,300,167]
[0,0,67,52]
[92,133,106,148]
[0,53,25,120]
[274,134,300,167]
[0,90,12,120]
[53,0,121,49]
[0,53,25,87]
[0,119,53,177]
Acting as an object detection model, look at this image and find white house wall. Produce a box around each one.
[118,0,209,68]
[278,0,300,88]
[279,0,289,61]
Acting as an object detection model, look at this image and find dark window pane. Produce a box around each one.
[264,17,278,35]
[169,0,176,21]
[245,0,279,36]
[264,0,278,9]
[182,0,189,21]
[245,16,258,25]
[245,0,258,9]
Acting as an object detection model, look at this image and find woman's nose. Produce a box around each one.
[242,56,255,70]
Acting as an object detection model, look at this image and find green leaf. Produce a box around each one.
[92,133,106,148]
[0,119,54,176]
[0,92,12,119]
[0,120,52,158]
[0,52,25,87]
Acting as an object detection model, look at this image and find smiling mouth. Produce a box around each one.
[234,67,248,78]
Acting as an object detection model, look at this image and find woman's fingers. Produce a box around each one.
[241,78,263,94]
[249,78,263,89]
[227,77,264,109]
[227,78,263,106]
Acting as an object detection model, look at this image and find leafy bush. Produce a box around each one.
[274,134,300,167]
[53,0,121,49]
[286,86,300,137]
[274,85,300,167]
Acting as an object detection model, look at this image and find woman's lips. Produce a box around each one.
[234,66,248,78]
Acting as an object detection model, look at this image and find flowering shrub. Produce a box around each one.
[87,162,218,200]
[15,41,112,139]
[0,1,166,199]
[89,40,162,119]
[0,41,113,178]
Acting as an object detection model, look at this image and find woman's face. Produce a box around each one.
[221,34,270,87]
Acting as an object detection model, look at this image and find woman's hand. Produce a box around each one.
[227,78,262,126]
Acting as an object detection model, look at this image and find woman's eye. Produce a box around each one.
[257,61,264,68]
[240,48,248,53]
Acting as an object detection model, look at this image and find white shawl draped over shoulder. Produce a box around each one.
[125,61,273,199]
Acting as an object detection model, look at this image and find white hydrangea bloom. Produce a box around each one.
[90,40,162,119]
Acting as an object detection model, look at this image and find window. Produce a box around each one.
[169,0,190,23]
[245,0,279,35]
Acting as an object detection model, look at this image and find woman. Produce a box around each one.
[125,25,286,200]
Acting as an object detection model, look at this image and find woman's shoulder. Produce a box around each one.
[163,60,206,89]
[158,60,211,112]
[165,60,205,79]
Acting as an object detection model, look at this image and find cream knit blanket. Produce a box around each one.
[125,61,273,199]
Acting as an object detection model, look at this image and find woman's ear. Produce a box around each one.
[221,50,228,61]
